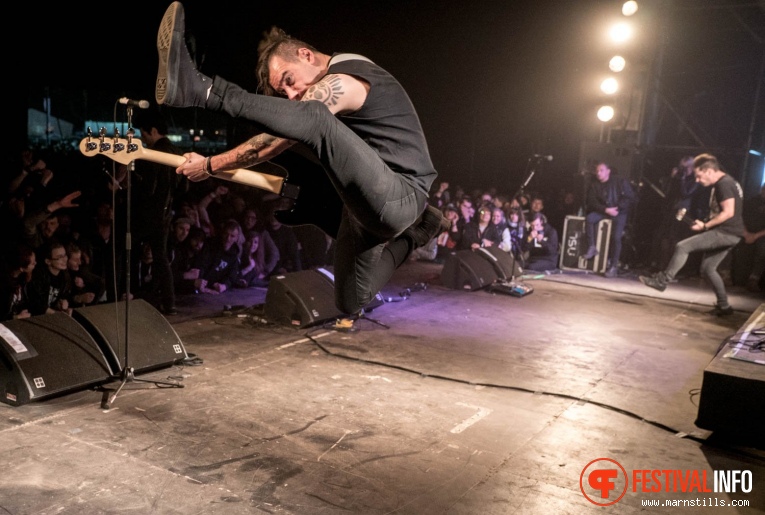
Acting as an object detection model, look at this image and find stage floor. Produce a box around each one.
[1,262,763,514]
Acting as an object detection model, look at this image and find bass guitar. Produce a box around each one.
[79,132,342,238]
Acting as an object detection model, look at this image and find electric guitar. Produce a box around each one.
[78,134,342,238]
[675,208,699,227]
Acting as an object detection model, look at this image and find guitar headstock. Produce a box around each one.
[79,136,147,165]
[675,208,687,221]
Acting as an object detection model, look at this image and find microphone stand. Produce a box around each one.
[99,105,182,410]
[507,155,547,270]
[512,155,546,201]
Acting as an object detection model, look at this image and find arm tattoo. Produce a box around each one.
[305,75,344,107]
[235,134,283,165]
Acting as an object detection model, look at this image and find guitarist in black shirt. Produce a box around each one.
[640,154,745,316]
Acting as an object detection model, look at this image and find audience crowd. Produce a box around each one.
[2,145,762,322]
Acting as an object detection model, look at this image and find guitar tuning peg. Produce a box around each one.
[114,127,120,139]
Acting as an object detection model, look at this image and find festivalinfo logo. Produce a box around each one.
[580,457,754,507]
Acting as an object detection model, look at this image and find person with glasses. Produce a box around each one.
[459,204,502,250]
[26,239,73,315]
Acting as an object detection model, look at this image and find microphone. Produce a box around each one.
[118,97,150,109]
[533,154,553,161]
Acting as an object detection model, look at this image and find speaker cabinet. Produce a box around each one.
[695,305,765,435]
[265,268,384,328]
[0,313,115,406]
[72,299,187,375]
[474,247,523,280]
[265,269,341,327]
[441,250,500,290]
[559,216,612,274]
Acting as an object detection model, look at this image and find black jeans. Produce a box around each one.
[586,211,628,268]
[665,230,742,306]
[210,78,425,313]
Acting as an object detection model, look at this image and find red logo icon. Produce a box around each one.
[580,458,628,506]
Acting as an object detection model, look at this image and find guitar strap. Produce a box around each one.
[708,186,718,217]
[329,53,374,66]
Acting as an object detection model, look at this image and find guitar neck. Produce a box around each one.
[139,147,286,195]
[78,136,289,196]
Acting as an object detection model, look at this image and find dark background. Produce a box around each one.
[17,0,765,199]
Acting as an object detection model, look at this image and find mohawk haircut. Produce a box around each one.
[255,27,319,97]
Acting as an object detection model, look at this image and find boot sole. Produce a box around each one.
[708,305,734,316]
[156,2,182,105]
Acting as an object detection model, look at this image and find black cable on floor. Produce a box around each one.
[304,333,765,463]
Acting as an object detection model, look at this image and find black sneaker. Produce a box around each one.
[639,272,667,292]
[708,304,734,317]
[156,2,212,107]
[604,266,618,278]
[403,205,449,248]
[582,246,599,260]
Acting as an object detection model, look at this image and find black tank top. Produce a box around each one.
[328,54,437,196]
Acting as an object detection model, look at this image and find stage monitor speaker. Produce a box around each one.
[265,268,385,328]
[0,313,115,406]
[474,247,523,280]
[72,300,187,375]
[695,305,765,435]
[440,249,500,291]
[265,268,341,327]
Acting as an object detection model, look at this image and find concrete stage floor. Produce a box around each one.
[1,261,763,515]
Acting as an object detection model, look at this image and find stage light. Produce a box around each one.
[601,77,619,95]
[622,1,638,17]
[609,55,626,72]
[597,105,615,122]
[609,22,633,44]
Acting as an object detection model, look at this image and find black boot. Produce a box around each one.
[403,205,449,249]
[708,303,734,317]
[156,2,212,107]
[582,245,599,260]
[639,271,668,292]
